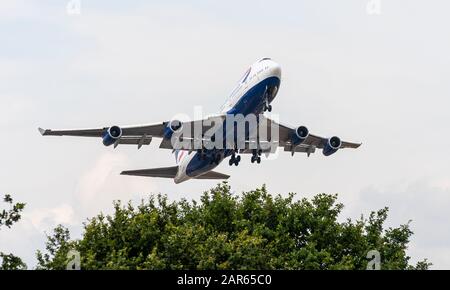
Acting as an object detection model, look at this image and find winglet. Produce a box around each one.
[38,127,47,136]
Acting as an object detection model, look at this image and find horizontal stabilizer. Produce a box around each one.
[121,166,178,178]
[121,166,229,180]
[195,171,230,180]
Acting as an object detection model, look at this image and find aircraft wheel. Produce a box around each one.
[229,159,234,166]
[251,156,255,163]
[268,105,272,112]
[256,157,261,164]
[236,155,241,162]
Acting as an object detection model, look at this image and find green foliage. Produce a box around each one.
[0,252,27,270]
[0,194,27,270]
[36,225,75,270]
[35,183,431,270]
[0,194,25,229]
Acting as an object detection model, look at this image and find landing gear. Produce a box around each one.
[264,104,272,112]
[235,155,241,165]
[250,156,261,164]
[263,85,273,112]
[251,149,262,164]
[229,153,241,166]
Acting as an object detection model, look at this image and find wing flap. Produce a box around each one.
[284,144,316,154]
[118,136,152,146]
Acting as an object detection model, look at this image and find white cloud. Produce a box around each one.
[74,151,157,217]
[24,203,77,232]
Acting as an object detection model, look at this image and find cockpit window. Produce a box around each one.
[240,67,251,83]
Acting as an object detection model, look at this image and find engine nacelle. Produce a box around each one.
[291,126,309,145]
[322,136,341,156]
[102,126,122,146]
[163,120,183,140]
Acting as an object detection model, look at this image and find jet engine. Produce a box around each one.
[322,136,341,156]
[291,126,309,145]
[102,126,122,146]
[163,120,183,140]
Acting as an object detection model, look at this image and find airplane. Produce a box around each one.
[39,58,361,184]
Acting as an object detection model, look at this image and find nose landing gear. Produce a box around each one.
[263,86,273,112]
[263,99,272,112]
[263,103,272,112]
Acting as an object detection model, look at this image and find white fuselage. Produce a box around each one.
[174,58,282,183]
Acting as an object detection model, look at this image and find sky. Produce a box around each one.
[1,0,450,269]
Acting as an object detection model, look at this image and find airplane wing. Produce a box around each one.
[39,114,360,155]
[256,116,361,156]
[39,124,164,149]
[39,115,226,149]
[39,123,166,138]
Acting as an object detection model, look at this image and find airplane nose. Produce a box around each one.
[270,62,282,79]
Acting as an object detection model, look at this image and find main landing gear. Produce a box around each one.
[251,149,262,164]
[229,152,241,166]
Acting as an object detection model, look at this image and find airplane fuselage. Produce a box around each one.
[174,58,281,183]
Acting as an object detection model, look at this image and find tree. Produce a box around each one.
[36,225,74,270]
[36,183,431,270]
[0,194,26,270]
